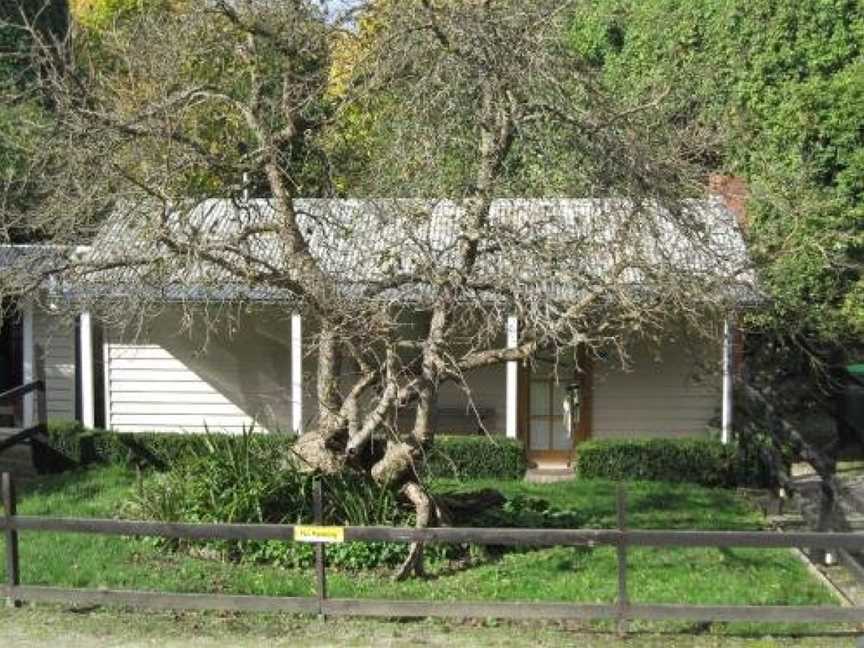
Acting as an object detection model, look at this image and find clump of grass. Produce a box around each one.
[128,428,411,568]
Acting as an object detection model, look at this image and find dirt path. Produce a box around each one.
[0,605,858,647]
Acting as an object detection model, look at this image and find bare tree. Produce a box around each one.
[1,1,749,578]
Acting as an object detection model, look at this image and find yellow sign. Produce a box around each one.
[293,525,345,544]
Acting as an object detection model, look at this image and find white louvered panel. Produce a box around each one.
[111,391,232,404]
[104,307,298,434]
[110,414,253,427]
[109,369,214,383]
[108,358,191,371]
[111,402,246,416]
[110,381,217,393]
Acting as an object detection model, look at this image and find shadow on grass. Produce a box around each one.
[19,467,111,497]
[715,547,785,568]
[15,465,139,517]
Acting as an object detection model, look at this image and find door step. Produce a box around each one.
[525,468,575,483]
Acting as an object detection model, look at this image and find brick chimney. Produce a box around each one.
[708,174,749,233]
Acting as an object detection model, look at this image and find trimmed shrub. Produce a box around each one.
[424,435,526,480]
[43,420,289,471]
[574,438,769,488]
[42,421,527,480]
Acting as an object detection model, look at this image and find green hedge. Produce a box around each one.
[574,438,772,488]
[40,421,527,480]
[424,435,526,480]
[41,420,289,472]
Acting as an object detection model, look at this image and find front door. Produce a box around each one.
[527,373,574,466]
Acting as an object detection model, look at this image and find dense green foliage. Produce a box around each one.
[574,438,772,488]
[40,424,516,568]
[128,429,411,570]
[71,2,332,199]
[423,435,526,481]
[41,421,527,480]
[41,420,282,471]
[569,0,864,340]
[0,0,65,226]
[69,0,179,29]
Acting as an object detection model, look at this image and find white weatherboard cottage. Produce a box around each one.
[0,196,750,469]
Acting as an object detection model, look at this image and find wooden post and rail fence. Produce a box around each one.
[0,379,47,458]
[3,475,864,625]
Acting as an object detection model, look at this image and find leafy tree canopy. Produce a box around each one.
[569,0,864,342]
[68,0,331,199]
[0,0,68,237]
[70,0,182,29]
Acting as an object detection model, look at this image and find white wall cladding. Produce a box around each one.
[104,307,295,434]
[102,306,510,437]
[33,309,76,420]
[99,305,719,439]
[592,338,721,439]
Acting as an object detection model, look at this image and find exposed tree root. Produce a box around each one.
[392,484,509,580]
[395,541,426,581]
[394,482,432,581]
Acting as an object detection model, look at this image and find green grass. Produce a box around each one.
[0,466,844,636]
[4,466,314,596]
[432,476,766,529]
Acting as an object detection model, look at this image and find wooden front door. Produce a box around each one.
[527,374,573,464]
[522,355,592,467]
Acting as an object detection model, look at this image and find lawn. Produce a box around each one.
[0,466,845,636]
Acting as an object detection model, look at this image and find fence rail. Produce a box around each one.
[2,473,863,625]
[0,381,44,406]
[0,379,47,458]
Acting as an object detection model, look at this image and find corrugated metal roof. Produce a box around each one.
[0,245,76,297]
[0,244,65,268]
[26,198,757,303]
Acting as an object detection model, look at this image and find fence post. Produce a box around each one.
[313,479,327,619]
[616,483,629,635]
[3,472,21,608]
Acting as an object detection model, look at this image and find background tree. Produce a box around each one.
[0,0,68,239]
[566,0,864,543]
[569,0,863,340]
[69,0,178,29]
[3,0,747,577]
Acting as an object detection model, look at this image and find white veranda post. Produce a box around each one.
[721,315,735,445]
[79,311,95,429]
[506,315,518,439]
[291,313,303,435]
[21,301,34,429]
